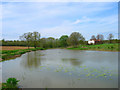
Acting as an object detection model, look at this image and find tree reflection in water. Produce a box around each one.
[21,51,41,68]
[62,58,82,66]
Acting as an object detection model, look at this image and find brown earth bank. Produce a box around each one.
[0,46,34,50]
[0,46,45,61]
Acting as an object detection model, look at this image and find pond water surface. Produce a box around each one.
[2,49,118,88]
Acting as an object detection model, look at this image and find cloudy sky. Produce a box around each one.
[1,1,118,40]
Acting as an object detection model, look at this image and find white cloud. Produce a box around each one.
[73,16,93,24]
[73,20,81,24]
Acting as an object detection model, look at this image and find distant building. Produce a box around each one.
[88,39,95,45]
[88,39,101,45]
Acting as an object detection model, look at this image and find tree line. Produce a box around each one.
[1,32,120,48]
[19,32,85,48]
[90,34,114,41]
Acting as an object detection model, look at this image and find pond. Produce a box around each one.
[2,49,118,88]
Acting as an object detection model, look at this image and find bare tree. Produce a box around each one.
[32,32,41,48]
[108,33,114,43]
[20,32,32,49]
[91,35,96,40]
[96,34,104,40]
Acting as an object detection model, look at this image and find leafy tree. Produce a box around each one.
[68,32,85,47]
[59,35,68,47]
[2,39,5,42]
[108,33,114,43]
[32,32,41,48]
[47,37,55,48]
[40,38,47,48]
[20,32,33,49]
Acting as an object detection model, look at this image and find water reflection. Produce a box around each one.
[62,58,82,66]
[21,51,41,68]
[70,58,82,66]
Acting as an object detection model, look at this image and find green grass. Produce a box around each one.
[68,43,119,51]
[0,47,45,61]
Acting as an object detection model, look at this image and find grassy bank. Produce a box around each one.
[0,47,45,61]
[68,43,119,51]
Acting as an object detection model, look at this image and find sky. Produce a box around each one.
[1,1,118,40]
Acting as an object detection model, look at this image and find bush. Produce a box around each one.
[2,78,20,89]
[6,78,19,86]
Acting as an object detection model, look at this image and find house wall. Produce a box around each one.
[88,40,95,44]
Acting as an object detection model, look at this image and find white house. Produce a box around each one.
[88,40,95,45]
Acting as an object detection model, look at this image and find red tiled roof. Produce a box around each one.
[90,39,101,41]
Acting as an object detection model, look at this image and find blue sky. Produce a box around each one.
[1,2,118,40]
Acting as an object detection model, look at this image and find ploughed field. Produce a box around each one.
[0,46,34,50]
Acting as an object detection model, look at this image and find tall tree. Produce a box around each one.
[47,37,55,48]
[32,32,41,48]
[20,32,32,49]
[108,33,114,43]
[40,38,47,48]
[91,35,96,40]
[96,34,104,40]
[68,32,85,47]
[59,35,68,47]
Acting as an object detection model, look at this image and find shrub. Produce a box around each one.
[2,78,20,89]
[6,78,20,86]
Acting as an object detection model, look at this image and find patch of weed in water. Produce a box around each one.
[86,73,91,77]
[95,76,99,78]
[71,67,75,71]
[58,68,62,72]
[104,76,107,78]
[79,66,83,68]
[104,70,108,72]
[84,68,88,71]
[64,69,69,73]
[40,66,44,68]
[93,69,97,72]
[46,67,50,70]
[55,69,59,72]
[109,78,112,80]
[61,67,64,70]
[91,74,95,77]
[109,74,112,76]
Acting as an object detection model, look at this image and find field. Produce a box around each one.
[0,46,34,50]
[68,43,119,51]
